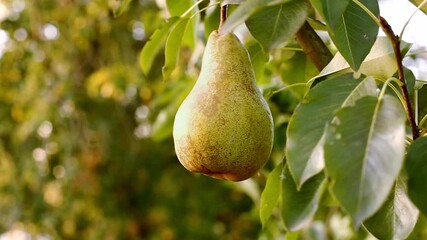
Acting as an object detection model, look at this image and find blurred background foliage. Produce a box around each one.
[1,0,426,239]
[0,0,303,239]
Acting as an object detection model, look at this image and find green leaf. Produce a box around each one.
[284,231,300,240]
[306,18,328,31]
[407,214,427,239]
[314,37,412,81]
[403,67,416,94]
[166,0,192,16]
[329,0,379,71]
[246,40,269,84]
[406,136,427,216]
[204,5,221,39]
[140,17,180,75]
[113,0,133,17]
[245,0,309,51]
[364,178,419,240]
[166,0,195,49]
[286,74,377,187]
[281,165,326,231]
[419,86,427,126]
[220,0,288,34]
[152,80,192,141]
[162,18,190,79]
[309,0,350,29]
[324,95,406,227]
[260,164,283,227]
[183,18,196,50]
[281,51,318,99]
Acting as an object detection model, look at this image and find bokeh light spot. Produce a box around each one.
[37,121,53,138]
[132,21,145,41]
[42,23,59,40]
[14,28,27,41]
[33,148,47,162]
[53,165,66,179]
[135,105,149,121]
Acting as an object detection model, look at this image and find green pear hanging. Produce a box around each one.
[173,29,274,181]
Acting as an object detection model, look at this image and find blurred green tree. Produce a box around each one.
[1,0,427,239]
[0,0,267,239]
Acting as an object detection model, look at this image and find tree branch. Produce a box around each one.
[295,21,333,71]
[379,16,420,140]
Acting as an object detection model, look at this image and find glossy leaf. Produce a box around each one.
[364,179,419,240]
[286,74,377,188]
[329,0,379,71]
[163,18,190,79]
[406,136,427,216]
[315,37,412,81]
[309,0,350,29]
[220,0,287,34]
[113,0,133,17]
[281,166,326,231]
[260,164,283,227]
[140,17,179,75]
[324,95,406,227]
[245,0,309,51]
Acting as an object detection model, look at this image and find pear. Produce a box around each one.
[173,31,274,181]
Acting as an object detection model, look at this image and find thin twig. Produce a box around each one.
[379,16,420,140]
[218,4,228,34]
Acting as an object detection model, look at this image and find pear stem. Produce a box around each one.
[219,4,228,34]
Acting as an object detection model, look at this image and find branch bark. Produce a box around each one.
[379,16,420,140]
[295,21,333,71]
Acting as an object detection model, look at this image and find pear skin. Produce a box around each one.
[173,31,274,181]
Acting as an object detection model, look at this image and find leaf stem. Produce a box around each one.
[218,4,228,34]
[190,2,220,19]
[181,0,204,17]
[378,78,407,113]
[379,16,420,140]
[378,78,402,102]
[267,83,308,100]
